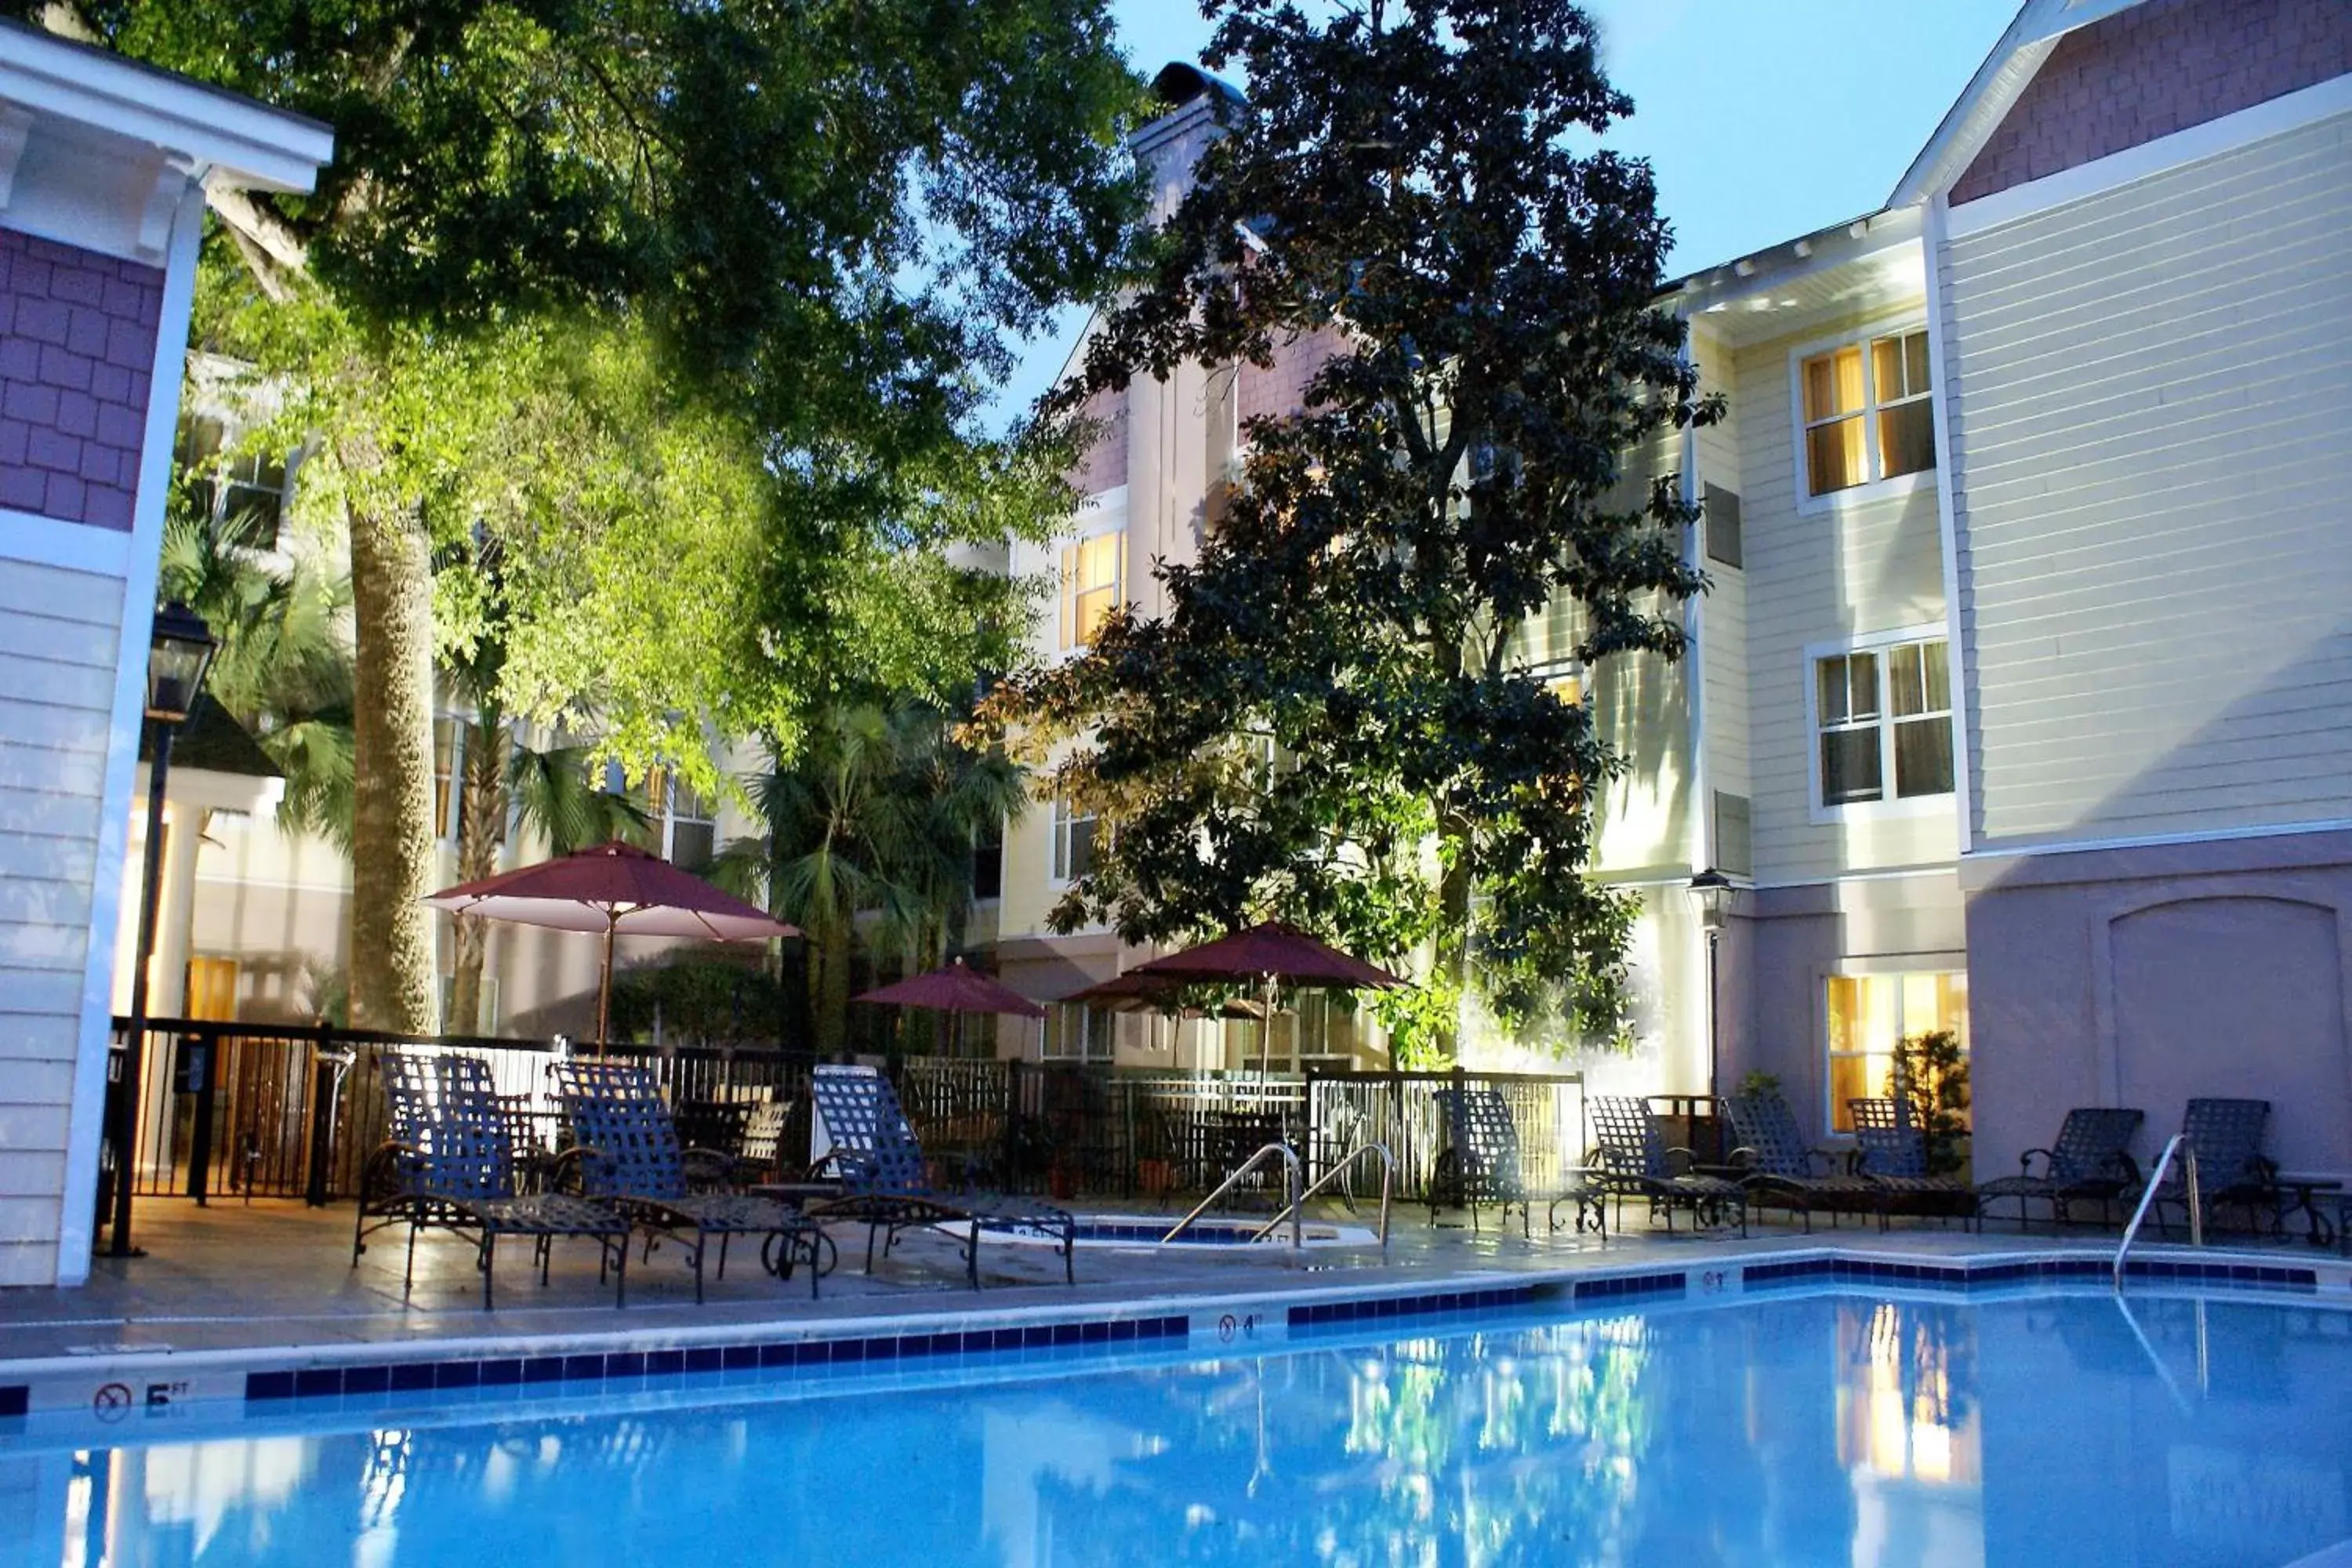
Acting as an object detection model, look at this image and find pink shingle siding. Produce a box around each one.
[1953,0,2352,205]
[1237,327,1346,428]
[0,227,162,532]
[1073,384,1128,495]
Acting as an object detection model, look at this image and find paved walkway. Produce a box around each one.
[6,1196,2319,1376]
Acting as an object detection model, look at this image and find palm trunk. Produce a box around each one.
[448,711,510,1034]
[345,482,441,1035]
[816,919,853,1053]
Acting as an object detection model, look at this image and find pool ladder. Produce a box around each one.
[1251,1142,1395,1252]
[1165,1143,1304,1249]
[2113,1132,2201,1290]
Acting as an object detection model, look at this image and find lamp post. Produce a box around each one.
[1686,868,1734,1106]
[107,601,216,1258]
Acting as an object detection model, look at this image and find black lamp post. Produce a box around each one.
[106,601,216,1258]
[1687,867,1734,1105]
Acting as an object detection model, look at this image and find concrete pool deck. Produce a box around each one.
[3,1198,2347,1425]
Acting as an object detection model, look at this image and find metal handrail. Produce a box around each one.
[1250,1142,1396,1250]
[2114,1132,2201,1290]
[1164,1142,1304,1250]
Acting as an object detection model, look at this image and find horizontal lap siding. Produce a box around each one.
[1948,114,2352,848]
[1731,304,1955,886]
[0,558,120,1287]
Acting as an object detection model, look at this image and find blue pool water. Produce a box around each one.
[5,1289,2348,1566]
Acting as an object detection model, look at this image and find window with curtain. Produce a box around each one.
[1058,530,1123,650]
[1052,791,1098,883]
[1800,328,1934,497]
[1814,637,1952,809]
[1825,971,1968,1131]
[652,770,715,872]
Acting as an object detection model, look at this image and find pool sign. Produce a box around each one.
[1191,1308,1286,1347]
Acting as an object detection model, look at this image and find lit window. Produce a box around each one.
[1043,1001,1114,1062]
[1814,638,1951,808]
[1052,791,1097,883]
[1058,531,1123,650]
[1825,971,1967,1132]
[1799,329,1933,497]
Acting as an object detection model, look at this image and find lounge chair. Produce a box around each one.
[353,1048,631,1308]
[1972,1107,2144,1232]
[1586,1095,1746,1235]
[1846,1098,1977,1229]
[805,1064,1076,1289]
[1428,1086,1603,1236]
[550,1060,833,1302]
[1722,1094,1880,1232]
[2151,1097,2276,1236]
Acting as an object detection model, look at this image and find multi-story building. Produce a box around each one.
[991,0,2352,1183]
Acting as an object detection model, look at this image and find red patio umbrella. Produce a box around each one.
[1126,920,1405,992]
[855,957,1045,1057]
[1119,921,1405,1070]
[855,958,1046,1018]
[425,839,799,1043]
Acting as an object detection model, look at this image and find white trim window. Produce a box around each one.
[1795,327,1934,503]
[1058,528,1124,652]
[432,715,462,841]
[1808,631,1954,815]
[652,769,716,872]
[1051,790,1098,884]
[1825,970,1967,1133]
[1043,1001,1115,1062]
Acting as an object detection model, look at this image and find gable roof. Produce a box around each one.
[1887,0,2157,207]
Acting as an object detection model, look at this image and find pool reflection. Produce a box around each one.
[5,1292,2347,1568]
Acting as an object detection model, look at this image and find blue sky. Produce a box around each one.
[988,0,2021,426]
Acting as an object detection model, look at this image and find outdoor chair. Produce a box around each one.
[805,1063,1076,1289]
[1973,1107,2144,1232]
[735,1098,795,1184]
[550,1060,833,1302]
[1846,1099,1977,1229]
[1722,1094,1880,1232]
[1431,1085,1603,1238]
[2151,1098,2277,1237]
[352,1047,630,1309]
[1585,1095,1746,1235]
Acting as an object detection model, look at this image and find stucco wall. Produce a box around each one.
[1963,828,2352,1181]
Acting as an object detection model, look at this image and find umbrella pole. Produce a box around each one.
[597,916,617,1046]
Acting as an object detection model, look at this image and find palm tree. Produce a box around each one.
[157,495,356,844]
[711,699,1026,1051]
[441,626,648,1036]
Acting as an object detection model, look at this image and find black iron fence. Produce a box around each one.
[104,1018,1588,1211]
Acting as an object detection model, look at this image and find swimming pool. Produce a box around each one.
[5,1286,2347,1566]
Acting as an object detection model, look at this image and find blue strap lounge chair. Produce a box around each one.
[1846,1098,1976,1229]
[353,1048,630,1309]
[1723,1094,1880,1232]
[550,1059,833,1302]
[1973,1107,2144,1232]
[805,1064,1076,1289]
[1430,1086,1604,1237]
[1587,1095,1746,1235]
[2153,1098,2276,1236]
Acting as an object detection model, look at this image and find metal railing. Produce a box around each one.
[100,1018,1586,1214]
[2114,1132,2201,1289]
[1252,1141,1395,1249]
[1164,1143,1304,1250]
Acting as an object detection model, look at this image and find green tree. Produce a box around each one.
[713,700,1026,1051]
[42,0,1145,1031]
[157,492,355,845]
[985,0,1714,1062]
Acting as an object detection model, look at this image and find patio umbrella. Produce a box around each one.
[1120,921,1406,1069]
[855,958,1045,1055]
[425,840,799,1043]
